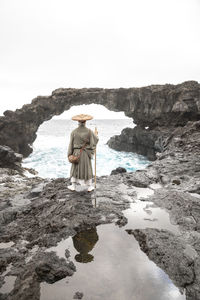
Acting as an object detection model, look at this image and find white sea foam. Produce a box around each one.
[22,119,150,178]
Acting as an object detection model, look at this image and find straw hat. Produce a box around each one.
[72,114,93,121]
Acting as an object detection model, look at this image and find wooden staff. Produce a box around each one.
[94,127,98,189]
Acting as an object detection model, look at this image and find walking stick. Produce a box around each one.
[94,127,98,189]
[92,127,98,207]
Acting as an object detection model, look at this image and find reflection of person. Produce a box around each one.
[72,228,99,263]
[67,114,99,192]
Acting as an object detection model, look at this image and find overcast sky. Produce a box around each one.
[0,0,200,117]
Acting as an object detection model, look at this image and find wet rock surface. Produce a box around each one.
[35,251,76,283]
[123,120,200,299]
[1,122,200,299]
[128,228,195,287]
[127,228,198,299]
[0,104,200,298]
[0,171,131,299]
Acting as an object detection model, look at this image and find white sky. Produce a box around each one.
[0,0,200,117]
[52,104,129,120]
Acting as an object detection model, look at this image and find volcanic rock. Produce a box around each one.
[0,145,23,171]
[0,82,200,300]
[107,125,169,160]
[111,167,127,175]
[0,81,199,157]
[35,252,76,283]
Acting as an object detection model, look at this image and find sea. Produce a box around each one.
[22,119,150,178]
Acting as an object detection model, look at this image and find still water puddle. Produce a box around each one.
[41,186,185,300]
[0,276,16,294]
[0,264,16,294]
[0,241,15,249]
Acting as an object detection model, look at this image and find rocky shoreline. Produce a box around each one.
[107,125,170,161]
[0,120,199,299]
[0,82,200,299]
[0,167,131,299]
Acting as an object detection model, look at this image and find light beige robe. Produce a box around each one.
[68,124,99,180]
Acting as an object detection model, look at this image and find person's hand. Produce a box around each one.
[94,127,98,136]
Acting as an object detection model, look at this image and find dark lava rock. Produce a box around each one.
[0,145,23,171]
[0,172,132,299]
[27,183,46,198]
[0,81,199,157]
[73,291,84,299]
[0,207,18,225]
[127,229,198,293]
[0,101,200,299]
[65,249,70,258]
[35,252,76,283]
[107,126,167,161]
[111,167,127,175]
[127,228,200,300]
[120,120,200,300]
[123,170,151,188]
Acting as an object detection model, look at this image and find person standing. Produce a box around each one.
[67,114,99,192]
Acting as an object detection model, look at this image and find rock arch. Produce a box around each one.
[0,81,199,157]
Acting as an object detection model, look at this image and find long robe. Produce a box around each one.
[67,124,99,181]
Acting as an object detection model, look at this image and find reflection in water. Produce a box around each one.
[72,228,99,263]
[41,222,185,300]
[41,186,186,300]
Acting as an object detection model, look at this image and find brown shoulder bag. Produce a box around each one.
[68,131,90,164]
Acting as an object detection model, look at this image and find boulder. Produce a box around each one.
[35,252,76,283]
[107,126,169,160]
[111,167,127,175]
[0,145,23,171]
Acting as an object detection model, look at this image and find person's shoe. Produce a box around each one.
[88,185,94,192]
[67,184,76,191]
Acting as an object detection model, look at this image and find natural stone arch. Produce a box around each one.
[0,81,199,157]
